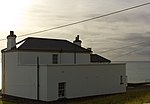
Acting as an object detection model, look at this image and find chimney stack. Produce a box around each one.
[73,35,82,46]
[7,31,17,50]
[87,48,92,51]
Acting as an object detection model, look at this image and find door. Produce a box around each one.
[58,82,66,99]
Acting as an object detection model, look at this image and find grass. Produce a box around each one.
[1,88,150,104]
[69,88,150,104]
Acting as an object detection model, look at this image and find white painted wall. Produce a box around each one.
[3,51,126,102]
[76,53,90,64]
[18,51,90,65]
[4,52,36,99]
[18,52,52,65]
[1,52,5,93]
[60,53,74,64]
[7,36,16,50]
[38,66,48,101]
[47,64,126,101]
[3,52,48,101]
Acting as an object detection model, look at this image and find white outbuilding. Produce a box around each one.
[1,31,126,101]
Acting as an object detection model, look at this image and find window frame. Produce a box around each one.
[120,75,123,85]
[58,82,66,98]
[52,54,58,64]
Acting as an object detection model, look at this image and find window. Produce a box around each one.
[52,54,58,64]
[120,76,123,84]
[58,82,66,98]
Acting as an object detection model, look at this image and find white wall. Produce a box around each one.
[1,52,5,92]
[18,52,52,65]
[47,64,126,101]
[61,53,90,64]
[76,53,90,64]
[3,51,126,102]
[18,51,90,65]
[0,63,1,89]
[4,52,36,99]
[60,53,74,64]
[3,52,48,101]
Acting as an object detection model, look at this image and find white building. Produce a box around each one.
[1,31,126,101]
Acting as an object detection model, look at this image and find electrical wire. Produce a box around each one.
[111,45,149,59]
[0,2,150,41]
[113,49,141,59]
[99,40,150,54]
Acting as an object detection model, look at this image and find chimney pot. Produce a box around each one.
[10,31,14,35]
[87,48,92,51]
[73,35,82,46]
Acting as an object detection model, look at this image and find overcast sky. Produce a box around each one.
[0,0,150,61]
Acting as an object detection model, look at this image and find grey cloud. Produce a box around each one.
[13,0,150,61]
[106,31,150,57]
[91,10,150,25]
[135,47,150,55]
[111,32,150,47]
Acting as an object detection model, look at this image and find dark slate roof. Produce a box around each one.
[90,54,111,63]
[17,37,92,53]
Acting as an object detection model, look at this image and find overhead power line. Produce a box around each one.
[0,2,150,41]
[99,40,150,54]
[112,45,149,59]
[0,38,6,41]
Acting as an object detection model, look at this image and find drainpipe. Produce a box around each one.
[74,52,76,64]
[36,56,40,100]
[60,49,62,64]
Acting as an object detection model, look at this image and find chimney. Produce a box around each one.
[73,35,82,46]
[7,31,17,50]
[87,48,92,51]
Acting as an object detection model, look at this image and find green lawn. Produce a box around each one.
[1,88,150,104]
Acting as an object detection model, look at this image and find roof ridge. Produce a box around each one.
[5,37,92,53]
[26,37,67,41]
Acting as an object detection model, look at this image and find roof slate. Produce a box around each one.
[17,37,91,53]
[90,54,111,63]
